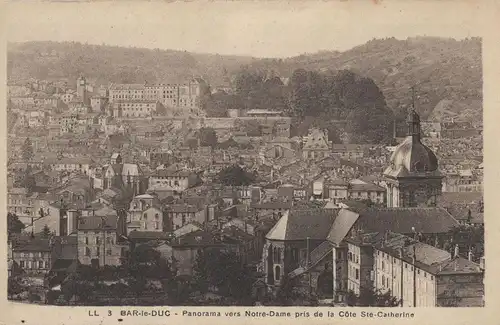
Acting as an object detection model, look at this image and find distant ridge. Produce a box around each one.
[8,36,482,121]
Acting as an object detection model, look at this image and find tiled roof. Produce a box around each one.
[349,183,385,192]
[77,215,118,231]
[221,226,254,242]
[154,169,192,177]
[12,238,51,252]
[266,208,337,241]
[168,204,199,213]
[128,231,169,240]
[251,201,293,210]
[8,188,28,195]
[355,207,459,234]
[445,206,483,224]
[438,192,483,206]
[172,230,219,247]
[51,259,77,271]
[109,83,145,90]
[435,257,483,275]
[326,208,360,246]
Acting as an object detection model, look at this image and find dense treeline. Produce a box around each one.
[203,68,393,144]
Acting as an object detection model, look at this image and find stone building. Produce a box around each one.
[384,110,444,208]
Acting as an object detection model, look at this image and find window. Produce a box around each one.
[96,248,100,256]
[275,265,281,281]
[20,261,25,268]
[85,247,91,256]
[143,213,147,220]
[155,213,159,220]
[355,269,359,280]
[106,237,112,244]
[155,222,159,230]
[45,261,50,269]
[106,249,112,256]
[39,261,44,269]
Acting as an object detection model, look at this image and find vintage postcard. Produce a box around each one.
[1,0,498,324]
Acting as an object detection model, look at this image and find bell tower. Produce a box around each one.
[383,88,443,208]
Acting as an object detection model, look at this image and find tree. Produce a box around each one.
[8,277,25,298]
[123,245,174,280]
[41,225,52,238]
[215,165,256,186]
[204,93,244,117]
[193,249,254,302]
[287,68,393,144]
[7,213,25,238]
[21,138,34,161]
[22,165,37,194]
[347,288,400,307]
[274,275,298,306]
[198,127,218,148]
[128,276,147,300]
[61,272,94,303]
[345,105,393,144]
[446,224,484,262]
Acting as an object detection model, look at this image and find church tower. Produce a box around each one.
[77,76,89,105]
[383,109,443,208]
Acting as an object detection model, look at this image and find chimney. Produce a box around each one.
[468,247,473,261]
[398,247,403,259]
[454,244,459,258]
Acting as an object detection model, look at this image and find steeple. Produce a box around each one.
[407,86,421,142]
[407,109,421,142]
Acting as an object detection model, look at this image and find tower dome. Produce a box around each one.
[384,109,439,178]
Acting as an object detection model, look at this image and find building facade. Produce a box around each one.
[384,110,443,208]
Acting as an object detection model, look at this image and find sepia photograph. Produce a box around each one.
[3,0,486,312]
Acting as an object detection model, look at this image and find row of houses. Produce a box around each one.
[261,207,484,307]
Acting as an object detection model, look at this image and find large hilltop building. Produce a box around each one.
[384,110,444,208]
[108,79,209,112]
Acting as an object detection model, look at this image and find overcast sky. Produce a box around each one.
[6,1,483,58]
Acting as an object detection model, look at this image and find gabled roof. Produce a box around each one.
[326,208,360,246]
[266,208,337,241]
[172,230,219,247]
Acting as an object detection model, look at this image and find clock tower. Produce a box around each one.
[383,109,443,207]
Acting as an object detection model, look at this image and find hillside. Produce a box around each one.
[7,37,482,121]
